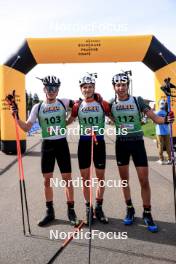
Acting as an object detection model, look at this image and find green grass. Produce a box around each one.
[142,119,156,139]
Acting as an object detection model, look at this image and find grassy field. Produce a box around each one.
[142,119,156,139]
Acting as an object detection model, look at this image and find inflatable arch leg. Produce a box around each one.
[0,65,26,154]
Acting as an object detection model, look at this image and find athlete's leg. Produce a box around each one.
[94,168,108,223]
[95,168,105,200]
[61,172,74,202]
[78,139,96,224]
[118,165,131,201]
[92,139,108,223]
[135,166,151,206]
[41,140,55,202]
[38,141,56,226]
[56,138,78,225]
[132,140,158,232]
[136,168,158,231]
[43,172,54,202]
[56,138,74,202]
[132,140,150,206]
[80,168,91,202]
[156,135,164,161]
[78,139,92,202]
[38,173,55,227]
[136,168,158,232]
[118,165,135,224]
[94,140,106,200]
[165,135,171,161]
[115,140,131,201]
[80,167,96,224]
[116,140,135,225]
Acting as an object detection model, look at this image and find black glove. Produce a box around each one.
[6,91,19,120]
[11,102,19,120]
[164,111,174,124]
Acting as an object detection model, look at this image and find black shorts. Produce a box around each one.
[41,138,71,174]
[115,139,148,167]
[78,138,106,170]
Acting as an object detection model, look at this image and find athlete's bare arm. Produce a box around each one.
[145,109,164,124]
[67,116,76,125]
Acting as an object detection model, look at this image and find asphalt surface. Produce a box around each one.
[0,124,176,264]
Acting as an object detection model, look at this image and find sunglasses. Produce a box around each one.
[45,86,59,93]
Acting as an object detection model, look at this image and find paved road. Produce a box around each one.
[0,125,176,264]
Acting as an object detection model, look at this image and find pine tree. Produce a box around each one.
[33,93,40,104]
[28,92,33,112]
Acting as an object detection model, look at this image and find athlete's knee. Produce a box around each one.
[119,171,129,181]
[96,175,105,182]
[80,169,90,181]
[95,169,104,179]
[81,175,90,183]
[62,173,72,186]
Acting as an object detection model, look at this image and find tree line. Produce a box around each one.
[26,92,40,115]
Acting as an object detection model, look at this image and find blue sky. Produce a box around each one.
[0,0,176,100]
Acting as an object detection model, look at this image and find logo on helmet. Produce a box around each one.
[36,75,61,87]
[112,74,129,85]
[79,73,97,86]
[112,71,132,86]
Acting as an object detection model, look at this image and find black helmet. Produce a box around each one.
[112,71,131,86]
[37,75,61,87]
[112,73,129,85]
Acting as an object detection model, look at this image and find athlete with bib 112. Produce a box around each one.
[110,71,174,232]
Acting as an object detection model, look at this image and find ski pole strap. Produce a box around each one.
[6,89,16,104]
[5,90,19,119]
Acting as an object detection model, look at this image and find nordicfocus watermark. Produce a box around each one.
[48,125,128,136]
[49,22,128,33]
[50,229,128,240]
[50,178,128,188]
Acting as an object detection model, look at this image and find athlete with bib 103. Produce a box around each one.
[67,73,110,225]
[110,71,174,232]
[9,75,79,227]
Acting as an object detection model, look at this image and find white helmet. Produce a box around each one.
[79,73,96,86]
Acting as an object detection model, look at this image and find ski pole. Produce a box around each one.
[14,113,26,235]
[88,129,98,264]
[160,77,176,222]
[88,130,93,264]
[6,91,31,234]
[14,113,31,234]
[166,94,176,222]
[46,221,84,264]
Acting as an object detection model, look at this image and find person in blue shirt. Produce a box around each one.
[155,99,171,165]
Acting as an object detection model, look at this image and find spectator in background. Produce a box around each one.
[155,99,171,165]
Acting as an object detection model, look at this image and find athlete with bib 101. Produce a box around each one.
[110,71,174,232]
[67,73,110,225]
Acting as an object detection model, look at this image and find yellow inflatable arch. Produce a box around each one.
[0,35,176,154]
